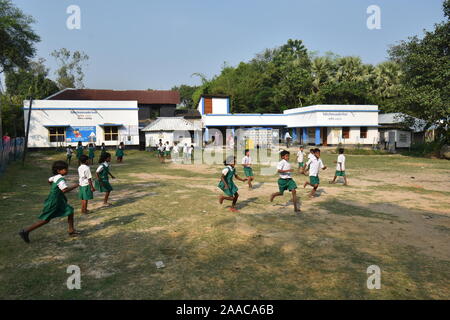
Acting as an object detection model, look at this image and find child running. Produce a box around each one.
[78,155,95,214]
[88,143,95,165]
[218,156,247,212]
[330,148,348,185]
[76,141,84,166]
[270,150,300,213]
[297,145,306,174]
[95,152,116,206]
[116,142,124,163]
[242,149,255,189]
[66,145,73,165]
[304,148,327,198]
[19,161,80,243]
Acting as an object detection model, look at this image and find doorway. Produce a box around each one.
[322,128,328,146]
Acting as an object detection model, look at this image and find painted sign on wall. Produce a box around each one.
[66,126,97,142]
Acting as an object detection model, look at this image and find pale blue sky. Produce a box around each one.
[12,0,446,90]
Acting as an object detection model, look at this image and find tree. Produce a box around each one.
[389,0,450,142]
[51,48,89,89]
[171,84,199,109]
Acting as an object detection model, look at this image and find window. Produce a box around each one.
[399,133,408,143]
[104,126,119,141]
[342,127,350,139]
[360,127,368,139]
[48,127,66,142]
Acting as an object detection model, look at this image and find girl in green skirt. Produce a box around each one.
[95,152,116,206]
[218,156,247,212]
[88,143,96,165]
[76,141,84,166]
[19,161,80,243]
[116,142,125,163]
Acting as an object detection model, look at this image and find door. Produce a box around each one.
[322,128,328,146]
[204,98,213,114]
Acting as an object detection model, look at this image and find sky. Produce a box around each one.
[11,0,446,91]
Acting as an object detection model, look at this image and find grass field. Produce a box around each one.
[0,149,449,299]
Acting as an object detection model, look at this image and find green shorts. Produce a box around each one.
[278,178,297,194]
[243,167,254,177]
[298,162,304,168]
[335,170,346,176]
[309,176,320,186]
[78,185,94,200]
[164,151,170,156]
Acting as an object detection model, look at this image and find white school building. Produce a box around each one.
[197,95,380,146]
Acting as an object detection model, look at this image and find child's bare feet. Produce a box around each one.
[219,196,224,204]
[19,230,30,243]
[294,208,301,213]
[303,182,307,188]
[270,194,276,202]
[229,207,239,213]
[68,230,81,237]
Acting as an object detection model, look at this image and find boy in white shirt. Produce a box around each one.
[297,145,306,174]
[172,142,179,163]
[304,148,327,198]
[330,148,348,185]
[66,145,73,165]
[182,143,189,164]
[78,155,95,214]
[242,149,255,189]
[270,150,300,213]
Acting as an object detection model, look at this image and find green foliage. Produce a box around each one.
[171,84,199,109]
[0,0,40,72]
[389,0,450,142]
[401,141,446,158]
[51,48,89,89]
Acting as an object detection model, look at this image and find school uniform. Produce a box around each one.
[335,154,346,176]
[78,164,94,200]
[66,148,73,161]
[218,166,238,196]
[88,147,95,160]
[277,159,297,193]
[306,157,325,185]
[164,144,171,156]
[297,151,305,168]
[116,145,124,158]
[76,146,84,159]
[100,146,107,157]
[38,175,74,221]
[183,145,189,161]
[95,162,113,192]
[242,155,254,177]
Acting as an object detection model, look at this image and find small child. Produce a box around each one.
[158,142,165,163]
[304,148,327,198]
[95,152,116,206]
[188,145,194,162]
[297,145,306,174]
[78,155,96,214]
[100,143,107,157]
[172,142,179,162]
[182,143,189,164]
[218,156,247,212]
[242,149,255,189]
[330,148,348,185]
[19,161,80,243]
[307,148,315,161]
[76,141,84,166]
[164,141,171,159]
[270,150,300,213]
[88,143,95,165]
[66,145,73,165]
[116,142,125,163]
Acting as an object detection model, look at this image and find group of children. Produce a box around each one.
[218,146,348,213]
[66,141,125,166]
[19,142,347,243]
[157,140,194,164]
[19,148,119,243]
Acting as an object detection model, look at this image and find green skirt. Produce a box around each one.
[218,180,238,197]
[243,167,254,177]
[94,179,113,192]
[278,178,297,194]
[38,195,74,221]
[298,162,304,168]
[78,185,94,200]
[310,176,320,185]
[335,170,346,176]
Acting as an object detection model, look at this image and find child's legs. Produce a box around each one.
[25,219,50,233]
[81,200,88,212]
[291,189,300,210]
[67,214,75,233]
[104,191,111,203]
[344,176,348,185]
[270,192,283,201]
[232,192,239,207]
[310,184,319,196]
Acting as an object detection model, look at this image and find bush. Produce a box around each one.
[402,141,445,158]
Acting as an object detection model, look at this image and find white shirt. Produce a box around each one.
[222,165,234,176]
[48,174,68,191]
[183,145,188,153]
[285,132,292,139]
[297,151,305,163]
[307,157,325,177]
[308,153,315,161]
[165,144,171,151]
[242,155,252,167]
[66,148,73,155]
[158,145,164,151]
[336,154,346,171]
[188,147,193,154]
[173,145,179,154]
[78,164,92,187]
[96,162,110,173]
[277,159,292,179]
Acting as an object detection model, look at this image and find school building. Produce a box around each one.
[198,95,380,147]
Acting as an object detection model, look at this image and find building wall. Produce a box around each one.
[145,131,194,148]
[211,98,228,114]
[23,100,139,148]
